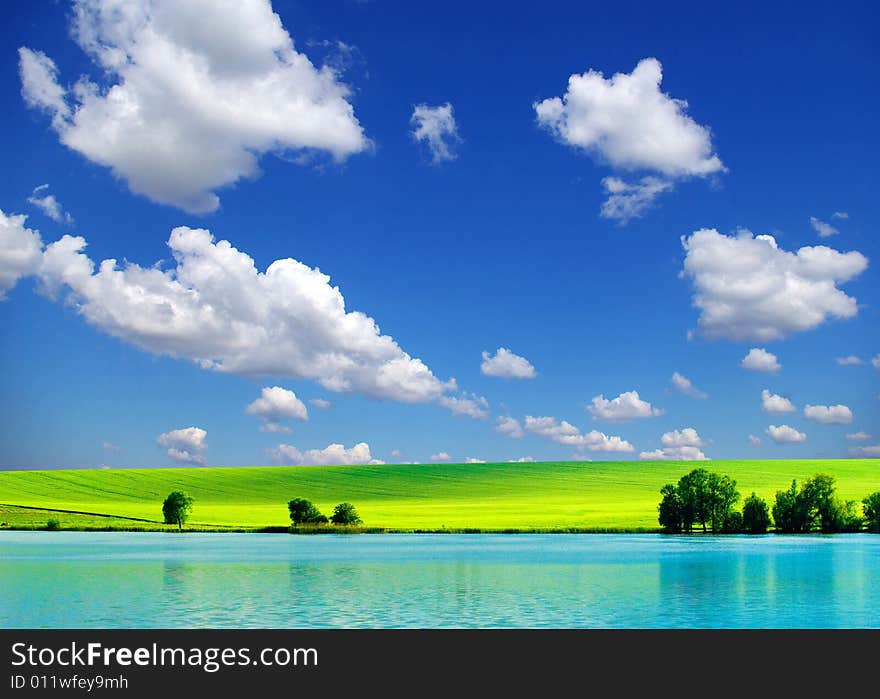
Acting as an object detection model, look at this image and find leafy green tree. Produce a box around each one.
[863,492,880,532]
[802,474,838,533]
[706,472,740,533]
[677,468,710,532]
[330,502,362,525]
[772,480,812,533]
[741,493,771,534]
[658,483,684,533]
[288,498,328,525]
[720,510,744,534]
[162,491,194,530]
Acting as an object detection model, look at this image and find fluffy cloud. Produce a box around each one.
[766,424,807,444]
[534,58,723,177]
[6,219,459,406]
[681,229,868,341]
[465,457,485,463]
[495,416,524,439]
[671,371,708,399]
[846,432,871,441]
[832,212,849,220]
[18,0,368,213]
[873,355,880,369]
[534,58,723,222]
[748,434,762,446]
[480,347,536,379]
[157,426,207,464]
[835,355,863,366]
[246,386,308,432]
[523,415,634,453]
[309,398,331,410]
[27,184,72,224]
[410,103,460,163]
[438,393,489,419]
[849,445,880,457]
[430,451,451,462]
[599,176,673,224]
[508,456,535,462]
[810,217,838,238]
[741,348,781,373]
[640,427,708,460]
[267,441,383,466]
[587,391,663,421]
[0,211,43,298]
[803,404,853,424]
[761,389,796,413]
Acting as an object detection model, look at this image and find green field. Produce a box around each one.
[0,459,877,532]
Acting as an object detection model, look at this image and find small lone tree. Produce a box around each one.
[863,492,880,533]
[741,492,771,534]
[330,502,362,526]
[288,498,328,526]
[162,491,194,530]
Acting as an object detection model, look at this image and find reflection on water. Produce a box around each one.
[1,533,877,628]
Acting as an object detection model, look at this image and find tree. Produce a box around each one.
[772,480,812,533]
[863,492,880,533]
[741,493,771,534]
[706,472,740,533]
[677,468,710,532]
[162,491,194,530]
[330,502,362,525]
[288,498,328,526]
[802,474,838,533]
[657,469,741,534]
[658,483,684,533]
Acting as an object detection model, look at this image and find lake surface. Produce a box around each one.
[1,532,878,628]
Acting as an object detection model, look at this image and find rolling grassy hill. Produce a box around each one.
[0,459,877,532]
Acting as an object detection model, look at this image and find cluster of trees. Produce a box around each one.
[659,469,880,535]
[288,498,362,527]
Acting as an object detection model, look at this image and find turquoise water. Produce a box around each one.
[1,532,878,628]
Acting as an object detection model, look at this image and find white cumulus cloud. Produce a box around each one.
[849,445,880,457]
[430,451,452,462]
[748,434,762,446]
[480,347,536,379]
[761,389,795,413]
[872,355,880,369]
[246,386,308,432]
[534,57,723,223]
[803,404,853,424]
[534,57,723,177]
[267,441,383,466]
[671,371,707,399]
[587,391,663,421]
[681,229,868,341]
[465,457,485,464]
[523,415,634,453]
[835,355,863,365]
[495,416,524,439]
[157,426,207,465]
[846,431,871,441]
[766,424,807,444]
[0,211,43,299]
[741,348,781,374]
[640,427,708,460]
[410,103,460,163]
[309,398,331,410]
[438,393,489,420]
[3,219,461,407]
[18,0,369,213]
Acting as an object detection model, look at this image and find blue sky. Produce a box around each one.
[0,0,877,469]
